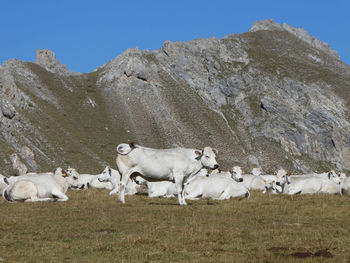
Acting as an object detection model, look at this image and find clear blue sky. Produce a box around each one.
[1,0,349,73]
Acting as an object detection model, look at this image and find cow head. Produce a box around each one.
[98,166,124,189]
[98,166,112,183]
[231,166,243,182]
[264,180,282,194]
[328,170,341,184]
[195,147,219,170]
[275,169,290,186]
[64,167,85,189]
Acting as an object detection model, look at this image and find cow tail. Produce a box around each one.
[3,186,12,202]
[116,142,137,155]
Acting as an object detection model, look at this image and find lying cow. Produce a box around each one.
[282,170,342,195]
[210,166,244,182]
[139,168,210,199]
[2,168,84,202]
[97,166,146,195]
[184,175,250,200]
[240,168,265,191]
[66,167,113,190]
[262,180,282,194]
[115,143,219,205]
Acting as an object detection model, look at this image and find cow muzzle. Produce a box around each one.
[239,178,243,182]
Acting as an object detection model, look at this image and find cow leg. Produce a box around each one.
[109,188,119,195]
[174,176,187,206]
[33,197,54,202]
[119,170,134,203]
[52,190,69,202]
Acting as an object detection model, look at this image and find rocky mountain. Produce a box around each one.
[0,19,349,176]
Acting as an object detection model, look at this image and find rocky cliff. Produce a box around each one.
[0,19,349,175]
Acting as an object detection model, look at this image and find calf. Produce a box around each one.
[97,166,145,196]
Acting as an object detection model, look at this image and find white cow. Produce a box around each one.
[262,180,283,194]
[146,181,177,198]
[240,168,266,191]
[115,143,219,205]
[66,167,113,190]
[97,166,146,195]
[210,166,244,182]
[184,175,250,200]
[283,170,342,195]
[142,168,210,199]
[2,168,84,202]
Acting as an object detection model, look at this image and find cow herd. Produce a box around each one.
[1,143,349,205]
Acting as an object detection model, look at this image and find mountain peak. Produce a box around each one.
[35,49,75,75]
[250,19,340,59]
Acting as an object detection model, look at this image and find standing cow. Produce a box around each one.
[115,143,219,205]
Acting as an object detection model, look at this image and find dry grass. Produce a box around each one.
[1,190,350,262]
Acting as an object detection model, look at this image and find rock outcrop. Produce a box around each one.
[35,49,75,75]
[10,153,27,176]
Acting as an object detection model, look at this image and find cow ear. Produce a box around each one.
[195,150,202,160]
[62,171,68,177]
[328,172,331,179]
[212,148,218,154]
[287,172,290,177]
[264,180,266,184]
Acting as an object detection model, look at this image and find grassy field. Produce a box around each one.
[0,190,350,262]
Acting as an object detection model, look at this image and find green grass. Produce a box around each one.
[1,190,350,262]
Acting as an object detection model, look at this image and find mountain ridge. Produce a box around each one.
[0,19,349,176]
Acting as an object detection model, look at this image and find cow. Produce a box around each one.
[262,180,283,194]
[282,170,342,195]
[115,143,219,205]
[184,175,250,200]
[240,168,266,191]
[97,166,146,195]
[141,168,210,199]
[65,167,113,190]
[210,166,243,182]
[2,168,84,202]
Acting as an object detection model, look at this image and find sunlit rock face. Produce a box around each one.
[0,20,349,176]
